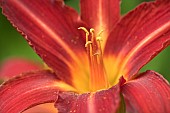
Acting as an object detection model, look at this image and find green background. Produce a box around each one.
[0,0,169,82]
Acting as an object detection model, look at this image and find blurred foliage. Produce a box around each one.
[0,8,42,62]
[0,0,169,81]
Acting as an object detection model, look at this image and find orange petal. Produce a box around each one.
[24,103,58,113]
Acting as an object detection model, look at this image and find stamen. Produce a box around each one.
[97,30,104,36]
[90,28,95,44]
[85,41,92,47]
[78,27,90,47]
[96,36,102,41]
[78,27,89,35]
[90,28,95,37]
[78,27,109,91]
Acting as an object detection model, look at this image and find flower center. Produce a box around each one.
[78,27,109,91]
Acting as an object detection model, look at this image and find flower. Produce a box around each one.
[0,0,170,113]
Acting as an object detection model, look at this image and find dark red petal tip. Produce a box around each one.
[122,71,170,113]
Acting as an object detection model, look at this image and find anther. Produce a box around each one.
[90,28,95,33]
[90,28,95,41]
[78,27,89,35]
[85,41,92,47]
[93,52,100,56]
[78,27,90,46]
[96,36,103,41]
[97,30,104,36]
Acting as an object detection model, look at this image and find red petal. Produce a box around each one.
[55,84,121,113]
[0,0,87,85]
[0,70,76,113]
[105,1,170,79]
[121,71,170,113]
[80,0,120,48]
[0,58,41,79]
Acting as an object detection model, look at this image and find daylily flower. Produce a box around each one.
[0,0,170,113]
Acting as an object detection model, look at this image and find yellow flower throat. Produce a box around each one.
[78,27,109,92]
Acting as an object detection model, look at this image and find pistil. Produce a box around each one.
[78,27,109,91]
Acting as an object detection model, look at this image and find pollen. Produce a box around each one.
[78,27,109,91]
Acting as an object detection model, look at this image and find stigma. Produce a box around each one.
[78,27,109,91]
